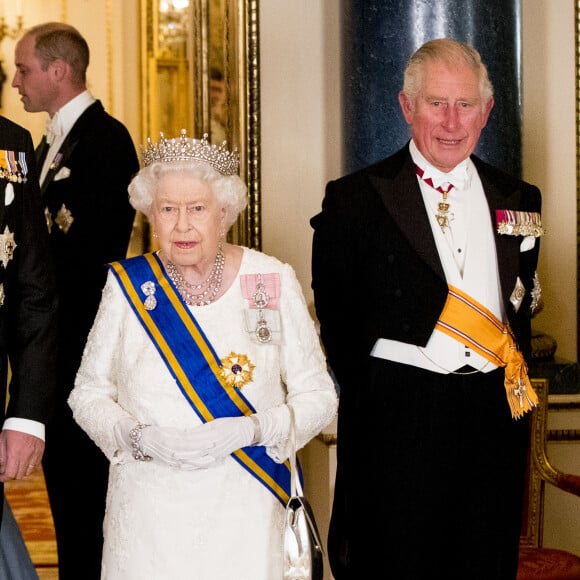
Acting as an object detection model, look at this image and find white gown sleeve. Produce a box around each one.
[261,262,338,462]
[68,271,137,463]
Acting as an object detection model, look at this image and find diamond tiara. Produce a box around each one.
[142,130,240,176]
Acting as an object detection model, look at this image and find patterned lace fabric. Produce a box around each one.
[68,247,337,580]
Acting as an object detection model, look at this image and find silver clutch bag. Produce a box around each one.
[283,406,324,580]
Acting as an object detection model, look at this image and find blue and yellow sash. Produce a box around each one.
[110,252,291,505]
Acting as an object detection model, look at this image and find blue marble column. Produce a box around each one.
[342,0,522,177]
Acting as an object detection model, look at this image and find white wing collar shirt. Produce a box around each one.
[39,90,96,184]
[371,139,503,374]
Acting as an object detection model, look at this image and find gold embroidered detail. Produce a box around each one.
[219,352,255,389]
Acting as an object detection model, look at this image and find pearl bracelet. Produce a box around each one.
[129,423,152,461]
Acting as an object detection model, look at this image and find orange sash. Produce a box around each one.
[435,285,538,419]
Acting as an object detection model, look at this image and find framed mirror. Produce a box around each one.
[139,0,261,249]
[577,0,580,360]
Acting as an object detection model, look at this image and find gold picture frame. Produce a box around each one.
[577,1,580,359]
[139,0,261,250]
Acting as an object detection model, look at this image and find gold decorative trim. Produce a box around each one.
[245,0,261,250]
[225,0,261,249]
[520,378,580,548]
[316,433,337,447]
[547,429,580,442]
[191,0,209,137]
[577,0,580,360]
[520,378,548,548]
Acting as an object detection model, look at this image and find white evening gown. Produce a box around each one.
[68,247,337,580]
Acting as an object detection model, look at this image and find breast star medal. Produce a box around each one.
[220,352,255,390]
[0,226,17,268]
[55,203,74,234]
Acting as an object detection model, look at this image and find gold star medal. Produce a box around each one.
[0,226,17,268]
[220,352,255,390]
[55,203,74,234]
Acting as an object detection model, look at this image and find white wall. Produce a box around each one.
[260,1,342,309]
[522,0,577,362]
[1,1,61,142]
[0,0,141,149]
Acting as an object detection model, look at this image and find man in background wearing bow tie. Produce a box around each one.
[12,22,139,579]
[311,38,542,579]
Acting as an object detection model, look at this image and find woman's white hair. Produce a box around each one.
[128,159,248,230]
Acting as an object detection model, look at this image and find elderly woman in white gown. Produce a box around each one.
[68,131,338,580]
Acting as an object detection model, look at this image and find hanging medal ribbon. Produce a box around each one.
[416,165,455,231]
[240,273,281,344]
[0,150,28,183]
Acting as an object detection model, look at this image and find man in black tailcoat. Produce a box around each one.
[0,115,57,523]
[312,39,542,580]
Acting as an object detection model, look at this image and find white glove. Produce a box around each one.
[177,406,291,466]
[115,407,290,469]
[177,416,255,464]
[251,405,290,448]
[113,418,215,469]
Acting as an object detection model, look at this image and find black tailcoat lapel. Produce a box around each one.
[369,147,445,282]
[39,101,105,196]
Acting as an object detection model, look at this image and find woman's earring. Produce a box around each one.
[152,232,159,239]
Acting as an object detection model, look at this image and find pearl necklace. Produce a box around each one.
[166,246,225,306]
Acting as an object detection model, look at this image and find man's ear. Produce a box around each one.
[48,59,68,82]
[398,91,414,125]
[481,96,494,128]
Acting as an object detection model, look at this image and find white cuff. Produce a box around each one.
[2,418,45,441]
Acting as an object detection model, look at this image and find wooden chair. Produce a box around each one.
[517,378,580,579]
